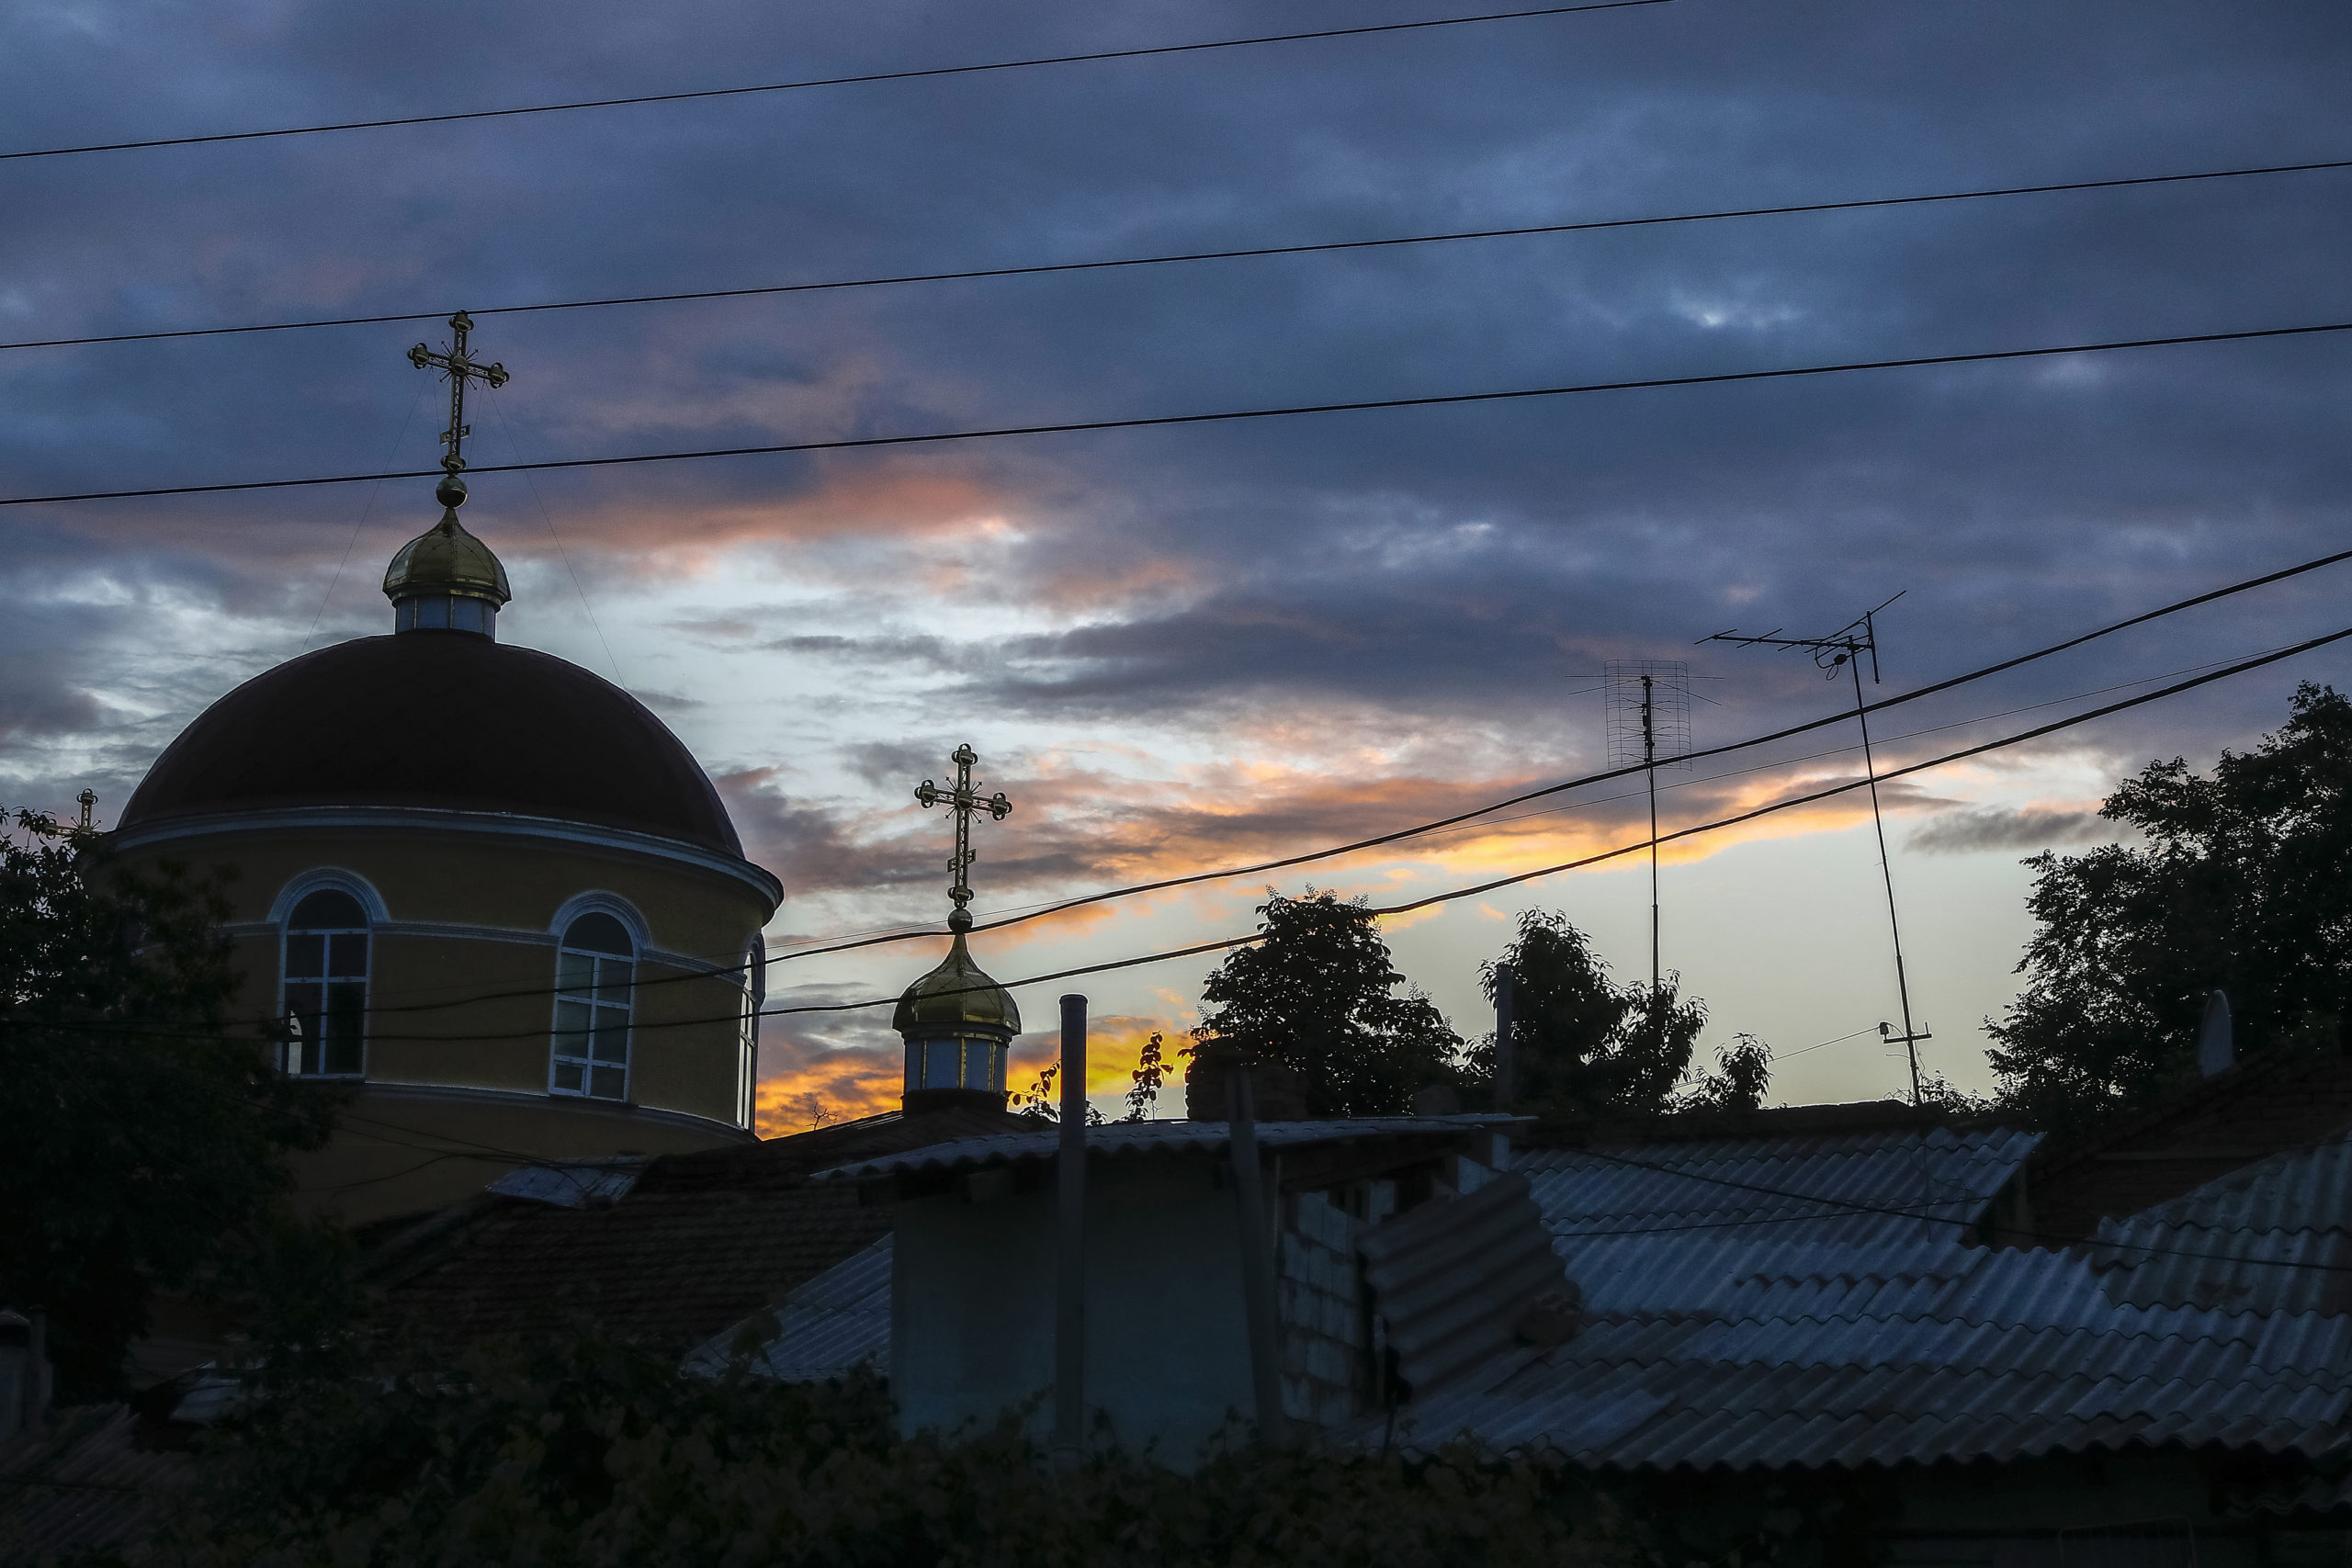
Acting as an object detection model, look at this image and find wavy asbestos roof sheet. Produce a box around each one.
[2089,1132,2352,1317]
[813,1115,1510,1181]
[1359,1168,1573,1395]
[684,1236,892,1382]
[1379,1124,2352,1471]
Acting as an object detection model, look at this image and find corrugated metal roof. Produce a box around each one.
[486,1157,647,1208]
[1359,1169,1572,1395]
[684,1236,892,1382]
[813,1115,1511,1181]
[1375,1123,2352,1471]
[2088,1133,2352,1316]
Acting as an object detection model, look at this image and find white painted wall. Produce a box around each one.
[892,1156,1261,1461]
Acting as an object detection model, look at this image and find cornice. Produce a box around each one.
[112,805,782,910]
[356,1078,756,1143]
[218,917,739,982]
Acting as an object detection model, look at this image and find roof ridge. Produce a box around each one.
[2031,1051,2352,1180]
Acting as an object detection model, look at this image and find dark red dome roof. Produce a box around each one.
[120,631,745,858]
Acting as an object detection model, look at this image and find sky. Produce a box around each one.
[6,0,2352,1130]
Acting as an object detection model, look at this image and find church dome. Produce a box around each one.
[119,632,745,857]
[893,931,1022,1036]
[383,508,511,606]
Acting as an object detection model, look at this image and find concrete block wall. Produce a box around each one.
[1278,1190,1367,1428]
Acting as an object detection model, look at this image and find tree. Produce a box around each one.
[163,1331,1634,1568]
[1988,683,2352,1132]
[1468,910,1762,1115]
[0,807,336,1394]
[1189,890,1464,1117]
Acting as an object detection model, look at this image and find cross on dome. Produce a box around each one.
[408,310,509,498]
[914,743,1012,931]
[385,312,514,636]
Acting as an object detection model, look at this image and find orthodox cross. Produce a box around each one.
[914,743,1012,930]
[407,310,509,478]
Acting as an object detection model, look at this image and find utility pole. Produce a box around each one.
[1606,660,1690,999]
[1704,595,1930,1103]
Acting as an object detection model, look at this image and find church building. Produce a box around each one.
[107,317,782,1223]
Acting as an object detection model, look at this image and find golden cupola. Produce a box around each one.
[383,474,512,637]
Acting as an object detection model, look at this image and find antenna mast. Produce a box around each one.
[1702,595,1929,1103]
[1607,660,1690,997]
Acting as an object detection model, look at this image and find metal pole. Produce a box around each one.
[1643,673,1660,996]
[1226,1066,1289,1445]
[1849,641,1922,1105]
[1493,963,1516,1111]
[1054,994,1088,1459]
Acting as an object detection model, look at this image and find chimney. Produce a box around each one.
[0,1311,51,1440]
[2197,990,2233,1077]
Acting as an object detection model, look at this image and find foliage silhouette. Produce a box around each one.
[1990,683,2352,1132]
[0,807,336,1396]
[1188,890,1464,1117]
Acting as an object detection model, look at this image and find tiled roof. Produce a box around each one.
[2022,1050,2352,1241]
[813,1115,1512,1181]
[1384,1123,2352,1470]
[376,1104,1026,1351]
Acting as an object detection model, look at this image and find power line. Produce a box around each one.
[0,1,1673,164]
[107,545,2352,1032]
[50,616,2340,1046]
[763,542,2352,967]
[10,315,2352,508]
[20,547,2346,1043]
[10,155,2347,354]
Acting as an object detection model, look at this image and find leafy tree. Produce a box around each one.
[1124,1031,1169,1121]
[1189,890,1464,1117]
[1014,1060,1104,1124]
[163,1331,1634,1568]
[1014,1032,1169,1123]
[1470,909,1725,1115]
[1988,683,2352,1132]
[0,807,336,1395]
[1681,1034,1773,1114]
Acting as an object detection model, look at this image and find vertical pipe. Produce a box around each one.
[1849,645,1922,1106]
[1226,1066,1289,1445]
[1493,963,1517,1112]
[1054,994,1088,1459]
[1643,673,1660,997]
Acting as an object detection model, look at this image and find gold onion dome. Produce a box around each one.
[382,478,511,608]
[892,917,1021,1036]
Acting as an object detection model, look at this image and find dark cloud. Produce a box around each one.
[1908,806,2128,856]
[7,0,2352,944]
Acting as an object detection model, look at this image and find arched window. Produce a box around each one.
[282,888,368,1077]
[551,911,633,1100]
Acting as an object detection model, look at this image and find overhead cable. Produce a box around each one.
[0,1,1672,163]
[165,543,2352,1026]
[8,155,2346,353]
[10,315,2352,508]
[51,617,2338,1045]
[753,540,2352,965]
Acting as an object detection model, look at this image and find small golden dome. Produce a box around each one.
[893,931,1021,1036]
[383,508,512,606]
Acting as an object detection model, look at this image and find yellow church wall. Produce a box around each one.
[114,811,776,1223]
[289,1083,741,1224]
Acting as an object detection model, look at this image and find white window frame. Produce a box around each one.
[274,871,382,1079]
[548,901,641,1102]
[737,933,765,1130]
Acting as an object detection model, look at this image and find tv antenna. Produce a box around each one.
[1702,593,1929,1104]
[1606,660,1690,996]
